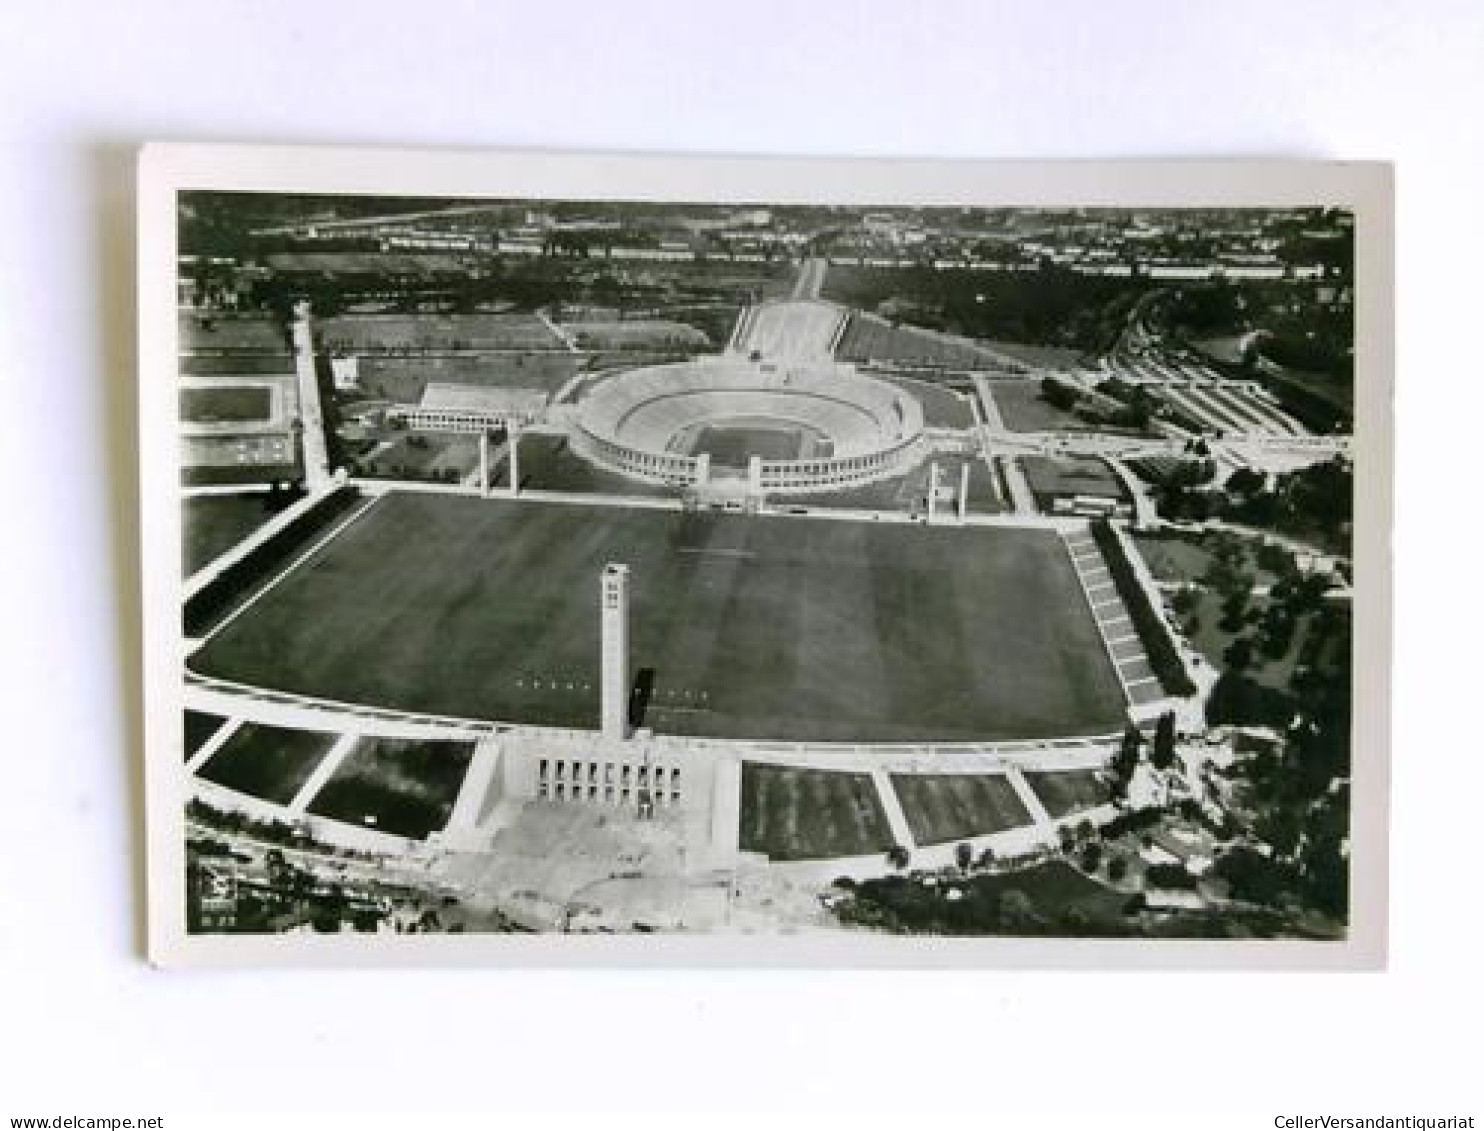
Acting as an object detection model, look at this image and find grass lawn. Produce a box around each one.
[320,313,562,353]
[1132,530,1285,591]
[1130,530,1310,692]
[183,494,277,575]
[1131,532,1219,585]
[1180,588,1312,693]
[180,386,273,423]
[962,860,1121,913]
[979,341,1086,370]
[196,723,336,804]
[494,433,677,497]
[180,313,288,353]
[561,320,710,351]
[359,434,478,481]
[890,773,1033,845]
[985,380,1087,432]
[785,452,1003,516]
[1022,769,1110,819]
[883,376,978,430]
[740,763,893,860]
[183,462,300,489]
[1021,454,1125,505]
[842,860,1129,935]
[307,737,473,839]
[192,493,1123,742]
[354,354,579,405]
[183,710,225,761]
[835,313,1013,370]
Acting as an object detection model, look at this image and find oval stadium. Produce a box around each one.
[571,357,926,495]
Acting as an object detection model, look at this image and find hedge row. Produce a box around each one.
[184,486,363,637]
[1089,518,1197,697]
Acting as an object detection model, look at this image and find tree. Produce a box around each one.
[1255,540,1293,575]
[1060,905,1092,935]
[1223,635,1255,672]
[1219,590,1251,632]
[886,845,910,871]
[1079,842,1102,873]
[1110,723,1143,799]
[1108,856,1129,883]
[1151,711,1178,771]
[996,889,1039,932]
[1226,466,1266,499]
[1170,585,1200,617]
[1041,376,1080,411]
[955,842,974,872]
[1213,847,1293,906]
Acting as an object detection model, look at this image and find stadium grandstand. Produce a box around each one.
[571,357,926,495]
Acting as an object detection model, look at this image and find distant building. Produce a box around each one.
[388,382,548,433]
[330,356,360,391]
[1019,455,1132,518]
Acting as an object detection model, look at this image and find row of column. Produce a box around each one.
[572,428,699,485]
[757,438,920,490]
[478,426,519,498]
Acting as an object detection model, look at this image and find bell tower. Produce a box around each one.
[600,564,630,741]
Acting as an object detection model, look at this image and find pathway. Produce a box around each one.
[286,732,359,814]
[290,303,332,491]
[791,256,829,300]
[537,309,580,353]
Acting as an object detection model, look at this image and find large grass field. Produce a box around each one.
[691,423,804,467]
[985,380,1088,433]
[191,493,1125,742]
[890,773,1033,845]
[739,763,893,860]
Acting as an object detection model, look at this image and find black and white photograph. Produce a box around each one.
[139,148,1391,963]
[19,0,1484,1119]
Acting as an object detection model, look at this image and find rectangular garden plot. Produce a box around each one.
[307,738,474,839]
[196,723,336,804]
[183,710,226,762]
[890,772,1034,846]
[1022,769,1110,820]
[740,763,894,861]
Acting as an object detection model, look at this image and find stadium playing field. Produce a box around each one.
[690,422,806,467]
[191,493,1126,742]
